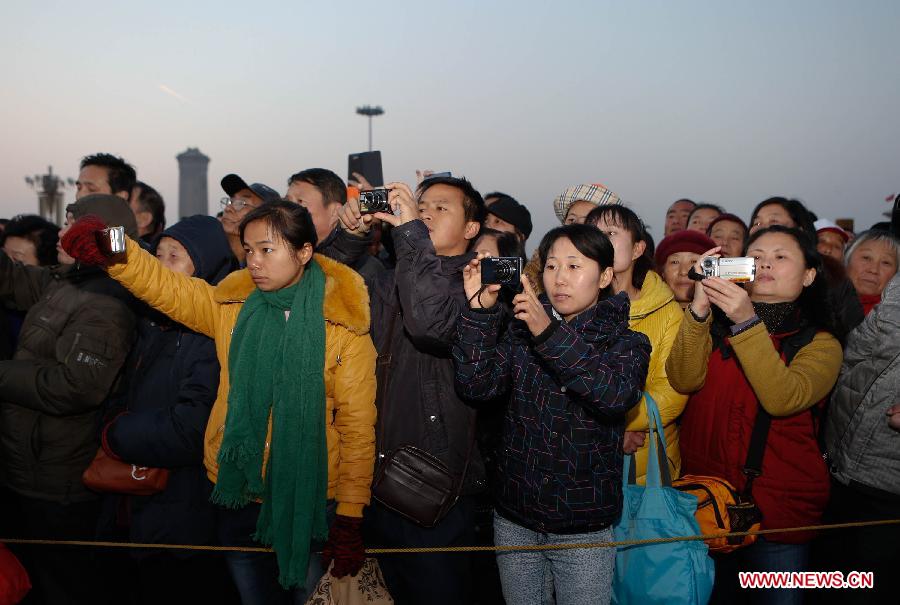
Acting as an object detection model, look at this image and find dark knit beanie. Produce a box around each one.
[67,194,138,239]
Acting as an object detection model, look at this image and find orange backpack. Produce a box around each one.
[672,474,761,553]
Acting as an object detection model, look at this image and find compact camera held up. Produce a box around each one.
[689,257,756,283]
[481,257,524,287]
[358,189,392,215]
[97,226,126,256]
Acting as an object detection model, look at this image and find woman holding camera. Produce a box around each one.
[666,226,842,604]
[452,224,651,605]
[61,202,377,605]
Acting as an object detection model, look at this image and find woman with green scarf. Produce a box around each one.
[61,201,378,604]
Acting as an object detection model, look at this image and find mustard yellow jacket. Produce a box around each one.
[107,238,377,517]
[625,270,688,484]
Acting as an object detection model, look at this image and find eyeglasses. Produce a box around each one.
[219,197,258,211]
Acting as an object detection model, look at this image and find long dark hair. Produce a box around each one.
[538,224,615,300]
[585,204,654,290]
[746,225,837,337]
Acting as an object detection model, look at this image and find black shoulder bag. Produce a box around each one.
[370,309,476,528]
[724,324,819,542]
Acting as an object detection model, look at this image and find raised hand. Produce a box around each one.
[689,246,721,319]
[623,431,646,454]
[887,404,900,431]
[463,254,501,309]
[415,169,435,185]
[337,190,374,236]
[60,215,113,266]
[702,277,755,324]
[348,171,375,191]
[513,275,552,336]
[373,182,419,227]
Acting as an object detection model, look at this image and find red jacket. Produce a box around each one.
[679,329,830,544]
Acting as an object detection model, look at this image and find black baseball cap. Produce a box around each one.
[488,195,533,240]
[220,174,281,204]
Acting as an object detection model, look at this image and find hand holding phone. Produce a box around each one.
[348,151,383,187]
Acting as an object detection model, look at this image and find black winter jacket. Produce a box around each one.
[370,220,485,494]
[453,293,651,533]
[318,226,385,296]
[0,254,136,503]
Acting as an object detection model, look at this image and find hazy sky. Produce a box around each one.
[2,1,898,246]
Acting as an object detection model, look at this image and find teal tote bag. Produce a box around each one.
[612,393,715,605]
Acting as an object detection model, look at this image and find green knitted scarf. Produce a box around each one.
[211,259,328,588]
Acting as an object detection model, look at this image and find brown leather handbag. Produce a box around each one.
[82,448,169,496]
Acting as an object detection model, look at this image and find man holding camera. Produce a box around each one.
[338,176,487,605]
[285,168,384,292]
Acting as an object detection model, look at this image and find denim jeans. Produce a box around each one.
[711,538,809,605]
[493,512,615,605]
[217,500,335,605]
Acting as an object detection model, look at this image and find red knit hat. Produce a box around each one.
[655,230,718,269]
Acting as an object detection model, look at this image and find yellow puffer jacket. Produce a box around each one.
[625,270,688,484]
[107,238,377,517]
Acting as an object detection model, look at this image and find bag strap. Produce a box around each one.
[625,393,672,487]
[741,324,818,497]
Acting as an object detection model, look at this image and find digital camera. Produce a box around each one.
[694,256,756,283]
[97,226,126,255]
[358,189,391,215]
[481,257,523,286]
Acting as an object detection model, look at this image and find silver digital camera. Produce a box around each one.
[97,226,126,255]
[698,256,756,283]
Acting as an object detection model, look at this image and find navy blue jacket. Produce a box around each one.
[452,292,650,533]
[98,216,236,550]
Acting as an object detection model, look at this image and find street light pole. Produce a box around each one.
[25,166,74,226]
[355,105,384,151]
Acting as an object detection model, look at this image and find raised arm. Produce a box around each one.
[731,323,842,417]
[393,220,467,345]
[666,307,713,394]
[107,237,221,338]
[452,308,513,401]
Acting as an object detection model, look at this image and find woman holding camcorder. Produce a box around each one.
[666,225,843,604]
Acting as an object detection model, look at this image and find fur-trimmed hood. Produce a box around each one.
[212,253,370,335]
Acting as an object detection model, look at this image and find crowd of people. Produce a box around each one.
[0,152,898,605]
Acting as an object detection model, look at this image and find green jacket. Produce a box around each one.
[0,252,135,503]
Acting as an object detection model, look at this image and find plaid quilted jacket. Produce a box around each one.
[452,292,650,533]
